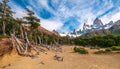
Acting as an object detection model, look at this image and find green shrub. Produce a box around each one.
[110,46,120,51]
[94,50,106,54]
[90,46,100,50]
[74,47,88,54]
[105,48,112,52]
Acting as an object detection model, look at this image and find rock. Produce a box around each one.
[93,18,103,27]
[40,61,45,65]
[54,55,63,61]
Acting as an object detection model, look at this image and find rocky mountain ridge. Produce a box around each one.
[60,18,120,37]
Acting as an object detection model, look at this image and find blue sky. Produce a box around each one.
[0,0,120,32]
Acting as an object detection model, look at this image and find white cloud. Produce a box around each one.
[45,0,118,31]
[7,0,120,32]
[13,8,26,18]
[101,12,120,24]
[1,0,26,18]
[111,12,120,22]
[9,2,26,18]
[40,19,63,31]
[38,0,48,8]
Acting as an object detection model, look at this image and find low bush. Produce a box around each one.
[110,46,120,51]
[105,48,112,52]
[74,47,88,54]
[94,46,120,54]
[94,50,106,54]
[90,46,100,50]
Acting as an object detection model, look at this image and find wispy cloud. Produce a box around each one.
[4,0,120,32]
[101,12,120,24]
[40,19,63,31]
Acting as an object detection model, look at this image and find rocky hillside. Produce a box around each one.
[84,29,110,36]
[83,20,120,36]
[93,18,103,26]
[38,26,59,36]
[109,20,120,34]
[60,18,115,37]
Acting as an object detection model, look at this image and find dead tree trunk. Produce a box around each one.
[38,36,41,44]
[12,34,24,51]
[35,36,38,45]
[11,33,32,56]
[20,25,24,39]
[2,2,7,36]
[25,32,39,54]
[11,34,17,52]
[12,28,16,36]
[11,34,23,55]
[24,43,28,54]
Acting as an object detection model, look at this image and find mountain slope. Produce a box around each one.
[109,20,120,34]
[83,20,120,36]
[38,26,59,36]
[93,18,103,26]
[83,29,110,36]
[59,18,120,37]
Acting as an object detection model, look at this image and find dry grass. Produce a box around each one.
[0,45,120,69]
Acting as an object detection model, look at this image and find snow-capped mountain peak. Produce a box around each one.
[59,18,116,37]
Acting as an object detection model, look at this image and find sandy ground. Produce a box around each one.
[0,46,120,69]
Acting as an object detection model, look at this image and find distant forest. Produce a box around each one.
[61,35,120,47]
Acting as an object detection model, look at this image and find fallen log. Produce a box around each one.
[25,32,39,54]
[10,34,32,56]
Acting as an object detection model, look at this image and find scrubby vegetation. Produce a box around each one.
[94,50,107,54]
[90,46,100,50]
[94,46,120,54]
[61,35,120,48]
[74,47,88,54]
[110,46,120,51]
[105,48,112,52]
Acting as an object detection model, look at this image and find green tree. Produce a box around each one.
[5,17,19,35]
[105,39,115,47]
[24,8,40,30]
[115,35,120,46]
[0,0,13,35]
[23,8,40,44]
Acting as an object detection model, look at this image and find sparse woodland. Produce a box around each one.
[0,0,120,57]
[0,1,120,69]
[0,0,61,57]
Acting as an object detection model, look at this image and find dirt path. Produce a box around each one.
[0,46,120,69]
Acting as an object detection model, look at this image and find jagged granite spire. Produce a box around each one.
[93,18,103,27]
[73,29,77,35]
[83,23,87,31]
